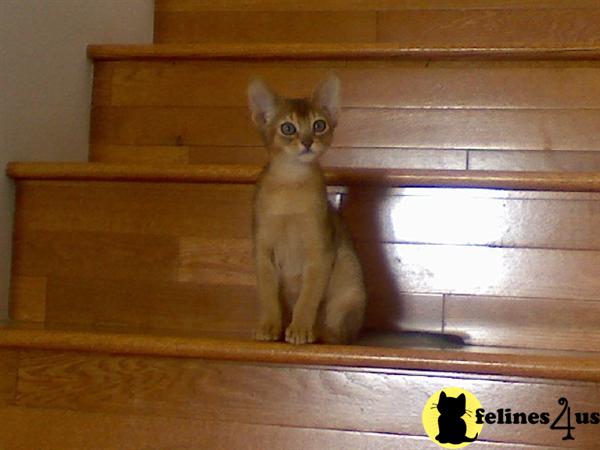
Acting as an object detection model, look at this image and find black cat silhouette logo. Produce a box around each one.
[422,387,484,448]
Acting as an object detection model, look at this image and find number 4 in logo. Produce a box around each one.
[550,397,575,440]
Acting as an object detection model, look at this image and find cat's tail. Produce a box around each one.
[464,433,479,442]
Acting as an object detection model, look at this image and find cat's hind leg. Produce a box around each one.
[320,247,366,344]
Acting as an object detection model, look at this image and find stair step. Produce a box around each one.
[8,161,600,354]
[152,0,600,50]
[1,321,599,382]
[87,43,600,172]
[0,321,598,448]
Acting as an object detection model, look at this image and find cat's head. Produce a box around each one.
[437,391,466,417]
[247,75,340,164]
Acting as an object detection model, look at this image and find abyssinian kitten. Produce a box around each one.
[248,75,366,345]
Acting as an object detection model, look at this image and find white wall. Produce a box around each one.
[0,0,154,319]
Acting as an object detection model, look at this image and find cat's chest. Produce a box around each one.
[273,221,306,277]
[258,187,320,216]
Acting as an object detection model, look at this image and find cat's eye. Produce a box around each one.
[313,119,327,133]
[280,122,297,136]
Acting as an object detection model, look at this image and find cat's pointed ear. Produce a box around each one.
[458,393,466,407]
[312,74,341,127]
[439,391,447,400]
[248,78,278,129]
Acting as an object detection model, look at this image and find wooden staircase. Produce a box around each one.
[3,1,600,448]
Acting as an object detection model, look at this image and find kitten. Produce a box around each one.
[247,75,366,345]
[436,391,479,444]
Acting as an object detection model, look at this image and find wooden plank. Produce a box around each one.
[337,108,600,151]
[9,276,46,322]
[178,237,254,285]
[189,145,268,165]
[106,60,600,109]
[0,406,561,450]
[18,220,600,323]
[378,9,600,47]
[364,293,442,334]
[2,323,600,381]
[470,150,600,171]
[88,43,600,62]
[11,162,600,192]
[43,274,440,335]
[90,106,258,147]
[91,62,112,106]
[45,277,258,333]
[155,0,600,12]
[0,350,18,407]
[155,11,377,43]
[95,145,467,170]
[13,232,179,282]
[15,350,600,447]
[341,188,600,250]
[445,295,600,352]
[90,106,600,151]
[358,243,600,301]
[194,146,466,170]
[90,144,190,164]
[16,180,254,237]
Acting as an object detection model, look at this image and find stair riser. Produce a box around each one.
[154,1,600,48]
[92,59,600,172]
[10,178,600,350]
[7,349,599,448]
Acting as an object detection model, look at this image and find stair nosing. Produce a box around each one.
[87,43,600,62]
[1,324,598,383]
[8,162,600,192]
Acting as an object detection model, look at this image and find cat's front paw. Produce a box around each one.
[285,323,316,345]
[254,321,283,341]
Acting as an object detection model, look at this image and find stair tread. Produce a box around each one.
[87,43,600,61]
[8,161,600,192]
[1,321,598,382]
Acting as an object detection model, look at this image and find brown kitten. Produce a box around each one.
[248,75,366,345]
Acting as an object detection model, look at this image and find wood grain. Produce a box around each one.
[341,187,600,250]
[94,145,466,170]
[2,323,600,381]
[103,60,600,109]
[11,170,600,351]
[155,0,600,12]
[90,144,190,164]
[378,9,600,47]
[90,106,600,151]
[45,277,258,333]
[364,293,443,334]
[10,163,600,192]
[15,180,254,237]
[156,11,377,44]
[0,350,17,407]
[88,43,600,62]
[177,237,253,285]
[42,276,443,335]
[358,243,600,301]
[0,406,568,450]
[9,276,46,322]
[15,350,600,447]
[470,150,600,172]
[90,62,112,106]
[13,231,179,282]
[445,295,600,352]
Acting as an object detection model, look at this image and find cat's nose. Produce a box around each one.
[301,139,313,150]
